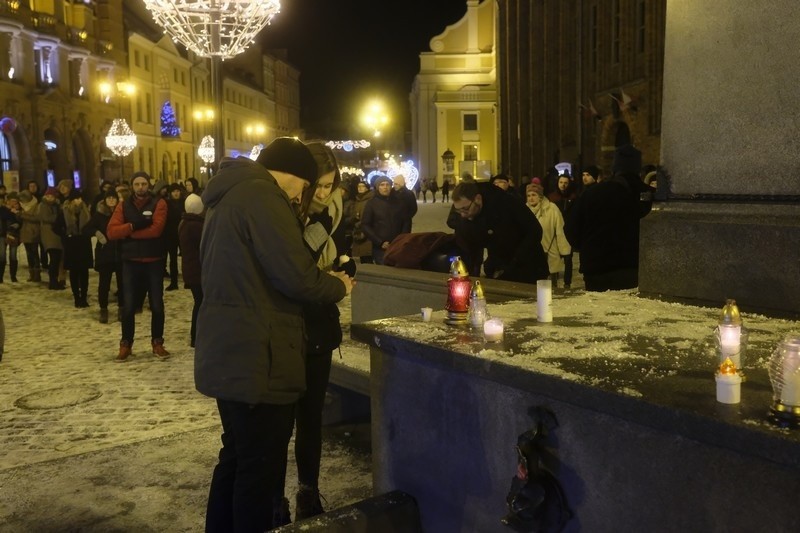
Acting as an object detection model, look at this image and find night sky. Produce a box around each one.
[259,0,470,137]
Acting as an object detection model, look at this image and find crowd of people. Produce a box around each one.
[0,138,658,530]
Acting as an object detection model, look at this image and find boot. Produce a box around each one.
[0,262,5,283]
[151,338,170,359]
[32,268,41,283]
[295,485,325,520]
[26,266,33,282]
[116,341,132,363]
[99,308,109,324]
[9,261,17,282]
[272,497,291,528]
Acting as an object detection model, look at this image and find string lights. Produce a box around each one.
[105,118,137,157]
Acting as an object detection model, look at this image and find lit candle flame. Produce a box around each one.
[720,357,737,375]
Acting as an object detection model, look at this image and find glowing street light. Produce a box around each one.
[362,100,389,137]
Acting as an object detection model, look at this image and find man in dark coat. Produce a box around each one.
[448,181,549,283]
[362,175,405,265]
[564,144,648,291]
[195,137,352,532]
[391,174,417,232]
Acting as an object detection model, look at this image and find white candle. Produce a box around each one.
[715,371,742,404]
[780,353,800,406]
[483,318,504,343]
[421,307,432,322]
[718,324,741,368]
[537,279,552,323]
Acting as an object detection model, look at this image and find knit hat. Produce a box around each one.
[18,190,33,203]
[67,189,83,201]
[372,175,392,189]
[612,144,642,176]
[6,191,19,201]
[490,173,510,184]
[184,193,204,214]
[131,171,151,182]
[583,166,601,180]
[44,187,59,197]
[256,137,318,185]
[526,182,544,197]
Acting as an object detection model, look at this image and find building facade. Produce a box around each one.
[0,0,301,196]
[410,0,498,186]
[496,0,666,184]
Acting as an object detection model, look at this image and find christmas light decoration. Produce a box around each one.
[249,144,264,160]
[325,140,371,152]
[142,0,282,59]
[105,118,137,157]
[198,135,215,164]
[160,101,182,137]
[386,158,420,190]
[340,166,364,177]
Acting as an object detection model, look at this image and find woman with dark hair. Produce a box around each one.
[281,141,345,522]
[184,177,201,195]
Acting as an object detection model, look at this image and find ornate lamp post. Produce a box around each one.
[442,148,456,183]
[143,0,282,165]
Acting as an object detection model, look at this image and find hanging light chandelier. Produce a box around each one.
[198,135,216,163]
[142,0,282,59]
[105,118,137,157]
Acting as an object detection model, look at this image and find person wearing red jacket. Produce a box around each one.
[107,171,169,362]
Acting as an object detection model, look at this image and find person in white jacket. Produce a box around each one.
[526,180,572,286]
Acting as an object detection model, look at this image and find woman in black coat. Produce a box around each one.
[62,190,93,307]
[83,191,122,322]
[178,193,205,347]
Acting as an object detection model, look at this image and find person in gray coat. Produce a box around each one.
[196,137,353,532]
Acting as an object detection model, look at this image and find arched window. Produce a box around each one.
[0,132,11,173]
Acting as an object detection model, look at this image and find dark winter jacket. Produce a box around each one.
[394,186,418,233]
[564,176,642,276]
[361,187,405,249]
[448,182,548,283]
[164,197,184,247]
[62,200,93,270]
[36,200,64,251]
[83,202,120,270]
[350,189,374,258]
[194,157,346,405]
[178,212,204,288]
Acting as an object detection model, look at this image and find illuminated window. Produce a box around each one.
[0,132,11,173]
[463,144,478,161]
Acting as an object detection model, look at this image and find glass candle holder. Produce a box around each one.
[483,318,504,343]
[768,335,800,427]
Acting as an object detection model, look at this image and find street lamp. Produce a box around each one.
[142,0,283,167]
[361,100,389,138]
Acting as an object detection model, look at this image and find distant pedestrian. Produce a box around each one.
[16,190,41,282]
[0,191,22,283]
[107,172,170,362]
[429,177,439,203]
[62,190,93,308]
[392,174,417,232]
[84,191,123,323]
[164,183,183,291]
[178,193,204,347]
[350,180,374,263]
[361,175,404,265]
[526,181,571,286]
[36,187,65,290]
[441,178,450,202]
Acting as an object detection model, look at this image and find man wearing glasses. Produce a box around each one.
[447,180,549,283]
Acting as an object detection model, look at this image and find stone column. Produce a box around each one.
[638,0,800,316]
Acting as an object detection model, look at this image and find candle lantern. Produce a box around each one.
[715,357,742,404]
[469,280,488,328]
[445,256,471,325]
[716,299,747,371]
[768,335,800,428]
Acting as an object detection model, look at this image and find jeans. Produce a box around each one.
[23,243,40,270]
[97,264,123,309]
[0,243,18,263]
[121,259,165,344]
[206,399,296,533]
[294,351,333,488]
[166,242,179,286]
